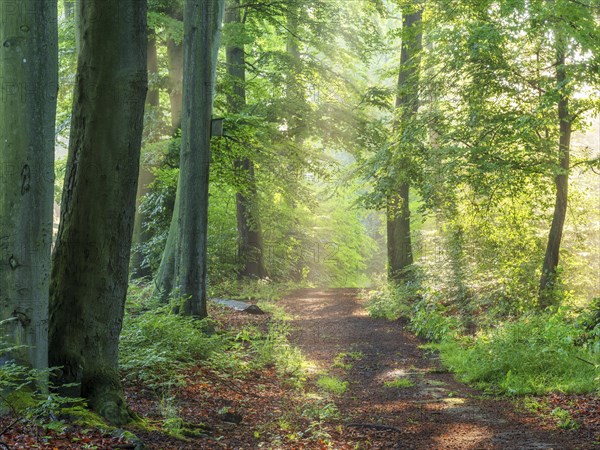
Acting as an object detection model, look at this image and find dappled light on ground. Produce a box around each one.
[281,288,596,449]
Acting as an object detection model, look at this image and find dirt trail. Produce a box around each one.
[281,288,591,449]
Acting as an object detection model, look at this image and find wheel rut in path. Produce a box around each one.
[280,288,590,449]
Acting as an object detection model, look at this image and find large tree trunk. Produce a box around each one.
[226,0,267,279]
[539,40,570,307]
[49,0,147,425]
[0,1,58,370]
[173,0,224,316]
[387,8,422,283]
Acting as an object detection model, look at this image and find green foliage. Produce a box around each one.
[208,279,299,303]
[551,407,580,430]
[367,270,422,320]
[383,378,415,389]
[316,375,348,395]
[410,297,462,343]
[332,351,363,370]
[54,156,68,204]
[435,313,600,395]
[119,305,223,388]
[0,352,93,436]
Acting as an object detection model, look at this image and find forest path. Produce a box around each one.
[280,288,586,449]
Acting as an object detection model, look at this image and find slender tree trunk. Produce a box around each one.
[226,0,267,279]
[49,0,147,425]
[387,8,423,283]
[154,197,179,302]
[387,184,413,281]
[539,39,571,307]
[167,39,184,134]
[0,1,58,370]
[235,162,267,278]
[173,0,225,316]
[131,30,160,280]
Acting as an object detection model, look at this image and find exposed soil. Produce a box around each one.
[281,288,599,449]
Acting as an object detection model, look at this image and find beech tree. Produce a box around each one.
[154,0,224,313]
[0,1,58,369]
[225,0,267,279]
[174,0,225,316]
[387,6,423,282]
[49,0,147,424]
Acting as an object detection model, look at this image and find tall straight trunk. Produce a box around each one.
[49,0,147,424]
[167,39,184,134]
[131,30,160,280]
[226,0,267,279]
[174,0,224,316]
[387,8,423,283]
[387,184,413,280]
[154,197,178,302]
[0,1,58,369]
[539,39,571,307]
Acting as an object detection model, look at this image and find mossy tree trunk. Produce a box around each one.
[0,0,58,370]
[49,0,147,425]
[225,0,267,279]
[387,7,422,283]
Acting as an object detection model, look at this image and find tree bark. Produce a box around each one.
[226,0,267,279]
[173,0,225,316]
[49,0,147,425]
[387,184,413,281]
[0,0,58,370]
[387,8,422,283]
[539,38,570,307]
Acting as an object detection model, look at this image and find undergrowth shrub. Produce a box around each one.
[435,313,600,395]
[0,343,92,436]
[208,278,299,302]
[368,277,600,395]
[367,268,422,320]
[119,306,223,387]
[410,296,462,342]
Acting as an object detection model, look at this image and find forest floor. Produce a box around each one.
[279,288,600,449]
[2,288,599,449]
